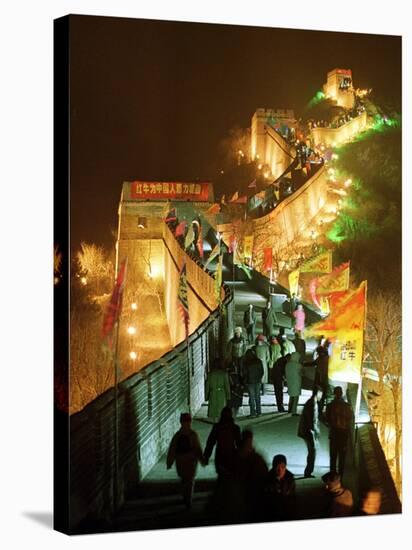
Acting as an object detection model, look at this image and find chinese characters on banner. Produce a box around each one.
[130,181,210,201]
[300,250,332,273]
[329,330,363,383]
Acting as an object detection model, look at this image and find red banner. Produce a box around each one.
[130,181,210,201]
[263,247,272,271]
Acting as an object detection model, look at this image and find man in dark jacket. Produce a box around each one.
[262,301,277,340]
[298,387,323,477]
[305,346,329,414]
[243,348,264,417]
[243,304,257,345]
[228,326,247,375]
[325,386,353,477]
[293,330,306,363]
[203,407,242,478]
[272,352,290,413]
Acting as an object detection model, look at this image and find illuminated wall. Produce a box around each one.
[251,108,296,180]
[323,68,355,109]
[311,110,368,147]
[163,224,220,347]
[251,166,329,270]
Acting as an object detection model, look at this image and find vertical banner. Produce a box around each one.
[177,262,190,338]
[263,247,273,272]
[288,269,300,296]
[214,254,223,304]
[243,235,254,259]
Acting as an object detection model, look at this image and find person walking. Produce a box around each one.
[228,326,247,375]
[325,386,353,477]
[167,412,205,508]
[205,358,231,423]
[243,304,257,345]
[305,345,329,415]
[293,304,305,333]
[272,352,290,413]
[298,387,323,478]
[254,334,271,395]
[278,328,296,356]
[265,454,296,520]
[262,301,277,340]
[243,348,264,417]
[293,330,306,363]
[227,364,244,418]
[285,352,303,415]
[234,429,269,522]
[203,406,242,478]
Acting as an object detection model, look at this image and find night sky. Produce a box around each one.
[69,15,401,249]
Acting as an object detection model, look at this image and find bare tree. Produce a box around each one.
[365,292,402,496]
[76,242,114,296]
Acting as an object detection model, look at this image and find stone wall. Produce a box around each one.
[251,166,329,271]
[311,111,368,147]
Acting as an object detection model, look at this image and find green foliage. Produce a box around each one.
[327,124,401,291]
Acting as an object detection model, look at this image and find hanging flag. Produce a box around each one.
[300,250,332,273]
[175,220,187,237]
[263,247,273,272]
[315,262,350,295]
[228,234,237,254]
[177,262,190,339]
[164,207,177,223]
[248,179,257,189]
[234,243,244,265]
[288,269,300,296]
[243,235,254,259]
[184,223,195,249]
[305,281,367,383]
[102,258,128,348]
[204,242,221,268]
[309,277,321,309]
[230,191,239,203]
[214,254,223,304]
[205,203,221,215]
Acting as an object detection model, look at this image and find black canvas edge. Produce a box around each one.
[53,14,70,535]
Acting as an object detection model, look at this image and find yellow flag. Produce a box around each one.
[328,329,363,383]
[243,235,254,259]
[300,251,332,273]
[288,269,300,296]
[305,281,367,383]
[316,262,350,295]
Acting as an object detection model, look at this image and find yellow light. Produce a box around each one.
[131,302,138,310]
[264,171,270,179]
[256,154,260,159]
[127,326,136,335]
[344,178,352,187]
[129,351,137,360]
[258,164,262,170]
[332,153,339,160]
[80,277,87,286]
[54,276,59,285]
[328,168,335,175]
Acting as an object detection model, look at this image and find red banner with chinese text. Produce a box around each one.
[130,181,210,201]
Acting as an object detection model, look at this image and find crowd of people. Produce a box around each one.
[167,406,380,521]
[164,300,372,521]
